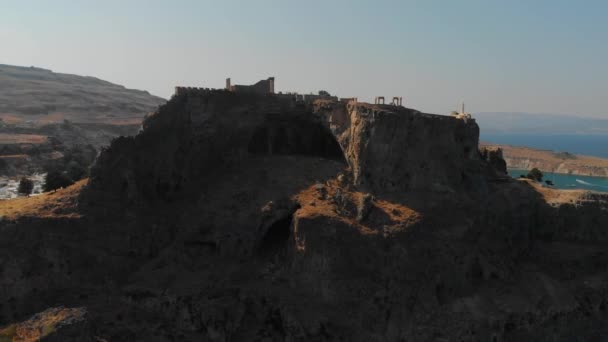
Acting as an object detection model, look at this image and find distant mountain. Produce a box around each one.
[0,64,166,125]
[0,64,167,177]
[474,112,608,135]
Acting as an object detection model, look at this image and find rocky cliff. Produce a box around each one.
[315,101,486,194]
[1,90,608,341]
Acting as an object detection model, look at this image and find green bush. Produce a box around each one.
[43,170,74,192]
[66,161,88,181]
[526,168,543,182]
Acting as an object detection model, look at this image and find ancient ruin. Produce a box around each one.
[225,77,275,94]
[451,101,473,119]
[176,78,410,111]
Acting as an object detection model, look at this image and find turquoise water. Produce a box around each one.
[508,169,608,192]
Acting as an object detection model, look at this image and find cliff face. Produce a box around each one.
[86,92,488,205]
[2,91,608,341]
[315,101,485,194]
[86,90,345,206]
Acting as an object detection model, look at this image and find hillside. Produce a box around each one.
[0,65,166,178]
[1,90,607,340]
[481,142,608,177]
[0,64,165,125]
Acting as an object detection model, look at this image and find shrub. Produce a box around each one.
[43,170,74,192]
[526,168,543,182]
[17,177,34,196]
[66,161,88,182]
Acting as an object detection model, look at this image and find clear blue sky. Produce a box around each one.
[2,0,607,117]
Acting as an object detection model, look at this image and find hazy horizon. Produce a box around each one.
[2,0,607,118]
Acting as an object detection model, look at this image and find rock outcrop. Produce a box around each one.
[86,92,492,206]
[1,90,608,341]
[315,101,486,194]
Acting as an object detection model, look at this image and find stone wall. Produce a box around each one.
[229,77,275,95]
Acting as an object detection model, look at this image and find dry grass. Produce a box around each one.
[294,178,422,235]
[0,154,29,160]
[0,307,86,342]
[0,114,25,125]
[34,112,67,124]
[0,179,87,219]
[104,117,144,125]
[515,178,589,205]
[0,133,48,145]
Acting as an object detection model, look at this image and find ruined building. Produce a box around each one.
[176,76,408,108]
[225,77,275,94]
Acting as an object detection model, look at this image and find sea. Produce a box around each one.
[508,169,608,192]
[481,133,608,192]
[481,133,608,158]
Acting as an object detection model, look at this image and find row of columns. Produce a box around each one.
[374,96,403,106]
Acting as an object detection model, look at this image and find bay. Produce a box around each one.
[508,168,608,192]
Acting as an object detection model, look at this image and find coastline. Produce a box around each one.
[481,142,608,177]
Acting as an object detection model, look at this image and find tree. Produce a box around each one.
[17,177,34,196]
[43,170,74,192]
[527,168,543,182]
[66,161,88,182]
[318,90,331,97]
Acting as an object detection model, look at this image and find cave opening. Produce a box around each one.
[248,117,345,161]
[258,213,294,258]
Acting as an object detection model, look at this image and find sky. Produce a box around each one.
[1,0,607,117]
